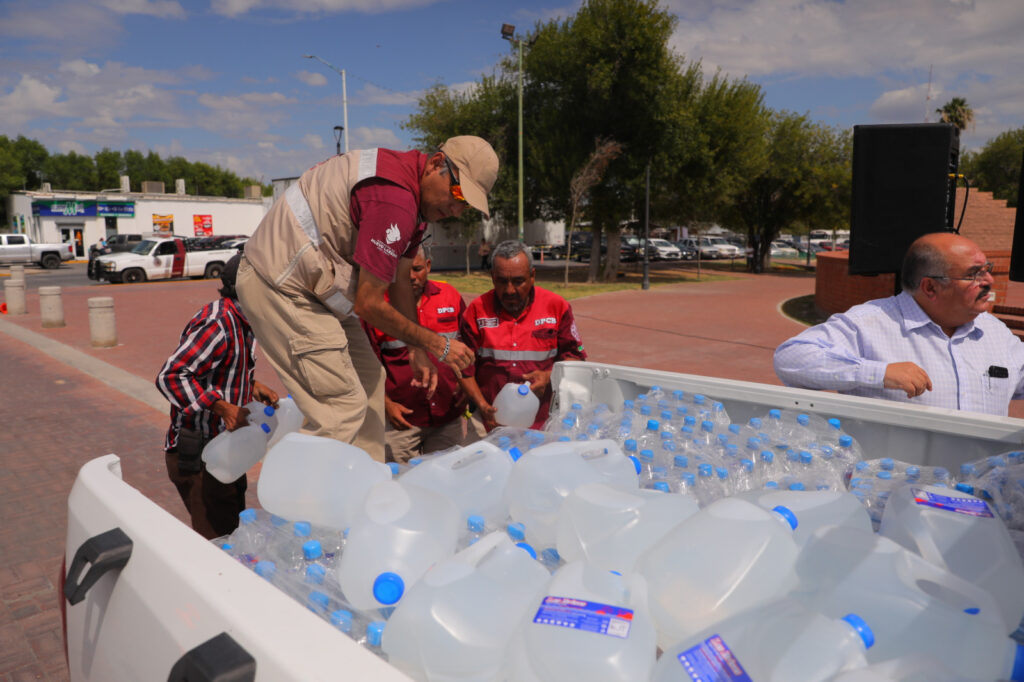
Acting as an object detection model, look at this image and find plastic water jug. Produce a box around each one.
[266,395,305,449]
[493,382,540,427]
[202,422,271,483]
[382,532,550,681]
[653,597,874,682]
[337,479,461,611]
[795,525,1024,680]
[400,440,513,527]
[244,399,277,432]
[504,439,639,549]
[737,489,873,546]
[502,561,657,682]
[257,432,392,530]
[878,483,1024,634]
[555,482,698,573]
[636,496,800,649]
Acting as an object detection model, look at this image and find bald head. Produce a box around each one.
[901,232,981,293]
[901,232,994,335]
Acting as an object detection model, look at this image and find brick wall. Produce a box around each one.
[816,189,1017,315]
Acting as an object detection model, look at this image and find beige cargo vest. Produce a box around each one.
[245,149,420,319]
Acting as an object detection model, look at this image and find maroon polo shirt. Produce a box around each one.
[363,280,467,428]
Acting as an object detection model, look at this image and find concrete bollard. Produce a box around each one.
[39,286,65,328]
[88,296,118,347]
[4,279,27,315]
[9,265,25,283]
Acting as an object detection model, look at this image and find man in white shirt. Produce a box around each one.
[774,232,1024,416]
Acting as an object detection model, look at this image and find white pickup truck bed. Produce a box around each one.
[63,361,1024,680]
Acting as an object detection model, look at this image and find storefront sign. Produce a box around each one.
[97,201,135,217]
[153,214,174,235]
[193,214,213,237]
[33,200,95,217]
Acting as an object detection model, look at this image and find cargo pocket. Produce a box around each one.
[290,333,358,398]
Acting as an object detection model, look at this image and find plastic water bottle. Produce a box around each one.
[879,483,1024,634]
[796,525,1024,680]
[266,395,305,449]
[337,479,461,611]
[257,432,392,531]
[229,507,272,564]
[399,440,513,527]
[503,439,639,549]
[502,561,658,682]
[636,496,800,649]
[653,598,874,682]
[382,532,550,681]
[493,382,540,427]
[556,482,698,573]
[201,422,271,483]
[243,399,277,433]
[738,488,873,547]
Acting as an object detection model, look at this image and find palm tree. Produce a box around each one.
[936,97,975,132]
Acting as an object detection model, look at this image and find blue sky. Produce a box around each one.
[2,0,1022,184]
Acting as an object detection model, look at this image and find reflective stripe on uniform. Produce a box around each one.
[357,148,379,182]
[380,339,407,350]
[285,183,321,246]
[439,331,459,340]
[322,290,355,318]
[477,348,557,361]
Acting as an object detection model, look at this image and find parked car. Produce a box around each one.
[0,233,75,269]
[770,241,800,258]
[677,237,720,260]
[673,241,698,260]
[94,237,238,283]
[550,233,591,260]
[105,233,144,253]
[645,238,683,260]
[707,236,742,259]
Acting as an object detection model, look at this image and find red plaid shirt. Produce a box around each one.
[156,297,256,450]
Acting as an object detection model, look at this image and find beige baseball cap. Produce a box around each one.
[439,136,499,218]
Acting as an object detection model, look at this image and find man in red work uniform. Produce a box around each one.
[460,240,587,431]
[363,246,471,462]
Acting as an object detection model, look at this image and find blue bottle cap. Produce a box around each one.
[571,402,583,410]
[467,514,486,533]
[838,435,853,448]
[372,572,405,605]
[629,455,641,474]
[387,462,400,476]
[624,439,638,452]
[307,590,330,613]
[684,415,696,426]
[302,539,323,560]
[749,417,762,428]
[789,482,805,491]
[674,454,689,468]
[771,505,799,530]
[800,451,813,464]
[760,450,774,464]
[516,542,537,559]
[254,560,276,580]
[498,436,512,448]
[640,405,652,416]
[366,621,386,647]
[906,466,921,477]
[640,449,655,463]
[220,543,233,551]
[260,422,272,434]
[880,458,895,470]
[694,394,706,404]
[508,446,523,462]
[701,420,714,432]
[828,417,841,430]
[305,564,326,585]
[765,481,779,489]
[683,472,696,486]
[541,547,561,563]
[877,471,892,480]
[681,425,694,435]
[562,417,575,429]
[653,481,671,492]
[239,508,257,524]
[507,522,526,541]
[698,463,713,477]
[673,390,684,400]
[623,399,634,409]
[715,467,728,480]
[769,409,781,419]
[263,404,275,416]
[409,457,422,467]
[717,433,730,445]
[955,483,975,495]
[661,410,673,421]
[330,609,353,632]
[293,521,311,538]
[960,462,975,476]
[841,614,874,649]
[740,459,754,472]
[517,383,530,396]
[797,414,809,426]
[647,419,660,431]
[558,436,570,442]
[964,606,981,614]
[746,437,760,449]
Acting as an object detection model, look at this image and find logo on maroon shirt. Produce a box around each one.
[437,306,456,314]
[535,317,557,326]
[477,317,499,328]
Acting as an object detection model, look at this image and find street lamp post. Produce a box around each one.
[333,126,344,155]
[501,23,525,242]
[304,54,349,154]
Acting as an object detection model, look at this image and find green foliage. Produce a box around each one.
[962,127,1024,208]
[936,97,974,132]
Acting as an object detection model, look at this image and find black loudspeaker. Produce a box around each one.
[1008,148,1024,281]
[849,123,960,275]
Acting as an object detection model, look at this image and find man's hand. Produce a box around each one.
[443,338,475,374]
[884,361,933,398]
[478,402,499,432]
[409,347,439,398]
[385,397,415,430]
[522,369,552,398]
[212,399,248,431]
[253,380,279,408]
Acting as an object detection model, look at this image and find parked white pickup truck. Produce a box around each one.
[94,237,236,283]
[61,361,1024,681]
[0,233,75,268]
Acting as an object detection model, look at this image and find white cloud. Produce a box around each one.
[297,71,328,87]
[210,0,440,17]
[0,75,67,128]
[99,0,186,18]
[197,91,296,111]
[0,2,117,44]
[350,126,403,150]
[59,59,102,78]
[303,134,324,150]
[356,83,421,107]
[869,84,937,123]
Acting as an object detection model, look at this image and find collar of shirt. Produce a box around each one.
[896,290,981,342]
[223,296,249,327]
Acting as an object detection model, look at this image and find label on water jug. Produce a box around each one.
[532,596,633,638]
[911,488,993,518]
[676,634,753,682]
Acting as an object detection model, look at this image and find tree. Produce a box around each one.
[936,97,974,132]
[94,149,125,190]
[564,138,623,285]
[42,151,96,191]
[962,126,1024,207]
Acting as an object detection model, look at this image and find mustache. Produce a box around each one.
[976,286,991,302]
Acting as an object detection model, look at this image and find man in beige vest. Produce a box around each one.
[237,137,498,460]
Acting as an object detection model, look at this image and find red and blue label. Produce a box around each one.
[912,488,993,518]
[532,596,633,638]
[677,634,753,681]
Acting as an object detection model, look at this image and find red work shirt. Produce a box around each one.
[363,280,467,428]
[461,286,587,428]
[350,176,426,286]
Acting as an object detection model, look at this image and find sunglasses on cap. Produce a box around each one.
[442,155,468,205]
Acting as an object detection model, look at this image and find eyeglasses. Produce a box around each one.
[926,261,994,285]
[442,156,468,204]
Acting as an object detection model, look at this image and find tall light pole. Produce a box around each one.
[333,126,344,155]
[501,23,525,242]
[304,54,348,153]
